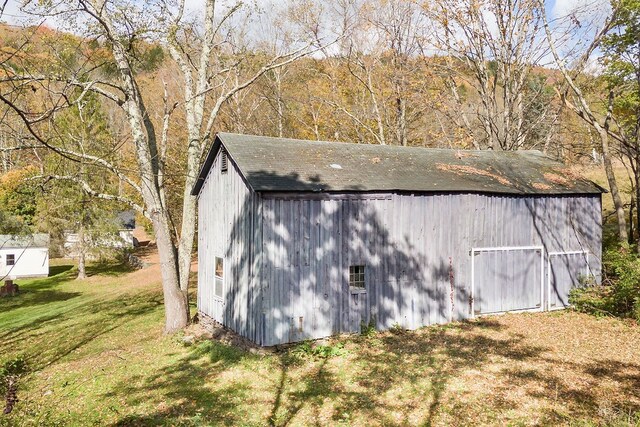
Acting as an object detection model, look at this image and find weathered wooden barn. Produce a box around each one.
[192,133,603,346]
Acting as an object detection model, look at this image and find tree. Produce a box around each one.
[162,0,322,299]
[0,0,325,332]
[36,179,125,278]
[539,0,630,243]
[37,94,123,279]
[600,0,640,247]
[428,0,555,150]
[0,167,36,234]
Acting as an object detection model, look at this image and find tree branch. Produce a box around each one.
[34,174,150,220]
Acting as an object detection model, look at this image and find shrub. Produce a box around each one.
[360,316,377,337]
[291,340,347,358]
[389,322,406,334]
[570,246,640,321]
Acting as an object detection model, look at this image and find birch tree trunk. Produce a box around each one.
[0,0,321,332]
[598,125,629,242]
[169,0,321,299]
[97,3,190,331]
[77,222,87,280]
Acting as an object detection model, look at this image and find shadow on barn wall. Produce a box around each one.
[524,196,601,308]
[203,165,601,346]
[219,170,468,346]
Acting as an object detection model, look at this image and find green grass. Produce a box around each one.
[1,258,639,426]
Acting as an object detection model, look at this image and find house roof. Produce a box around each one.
[117,210,136,230]
[191,133,605,196]
[0,233,50,249]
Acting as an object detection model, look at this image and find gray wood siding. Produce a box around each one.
[197,161,602,347]
[548,252,591,309]
[197,151,262,343]
[258,193,602,346]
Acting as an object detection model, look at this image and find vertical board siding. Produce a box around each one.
[474,248,543,314]
[197,151,262,344]
[256,193,602,346]
[198,166,602,347]
[548,252,590,309]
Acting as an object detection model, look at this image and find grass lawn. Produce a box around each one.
[1,256,639,426]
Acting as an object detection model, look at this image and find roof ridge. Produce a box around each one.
[217,132,551,156]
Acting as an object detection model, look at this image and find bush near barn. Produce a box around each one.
[570,246,640,322]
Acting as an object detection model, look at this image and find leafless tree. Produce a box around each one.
[539,0,628,243]
[427,0,553,150]
[0,0,326,332]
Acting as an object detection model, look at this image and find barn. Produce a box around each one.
[192,133,603,346]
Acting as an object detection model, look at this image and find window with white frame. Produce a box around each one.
[6,254,15,266]
[214,257,224,299]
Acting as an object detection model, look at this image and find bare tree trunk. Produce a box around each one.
[154,208,189,332]
[539,3,627,243]
[598,126,629,242]
[275,69,285,138]
[0,131,8,173]
[635,155,640,252]
[103,9,190,332]
[177,134,201,297]
[396,95,407,146]
[367,69,387,145]
[543,104,563,154]
[77,222,87,280]
[629,194,635,246]
[445,75,480,149]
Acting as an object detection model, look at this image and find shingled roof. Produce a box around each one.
[192,133,605,196]
[0,234,50,249]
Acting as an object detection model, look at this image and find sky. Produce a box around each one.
[0,0,612,67]
[1,0,610,25]
[550,0,610,18]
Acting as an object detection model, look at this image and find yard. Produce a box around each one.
[1,253,639,426]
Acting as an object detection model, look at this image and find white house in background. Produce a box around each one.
[0,234,50,280]
[63,211,138,256]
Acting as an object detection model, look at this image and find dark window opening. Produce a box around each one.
[349,265,365,289]
[221,150,228,174]
[6,254,15,266]
[214,257,224,298]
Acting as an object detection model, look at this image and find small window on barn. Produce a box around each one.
[220,150,228,174]
[6,254,15,266]
[214,257,224,299]
[349,265,365,290]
